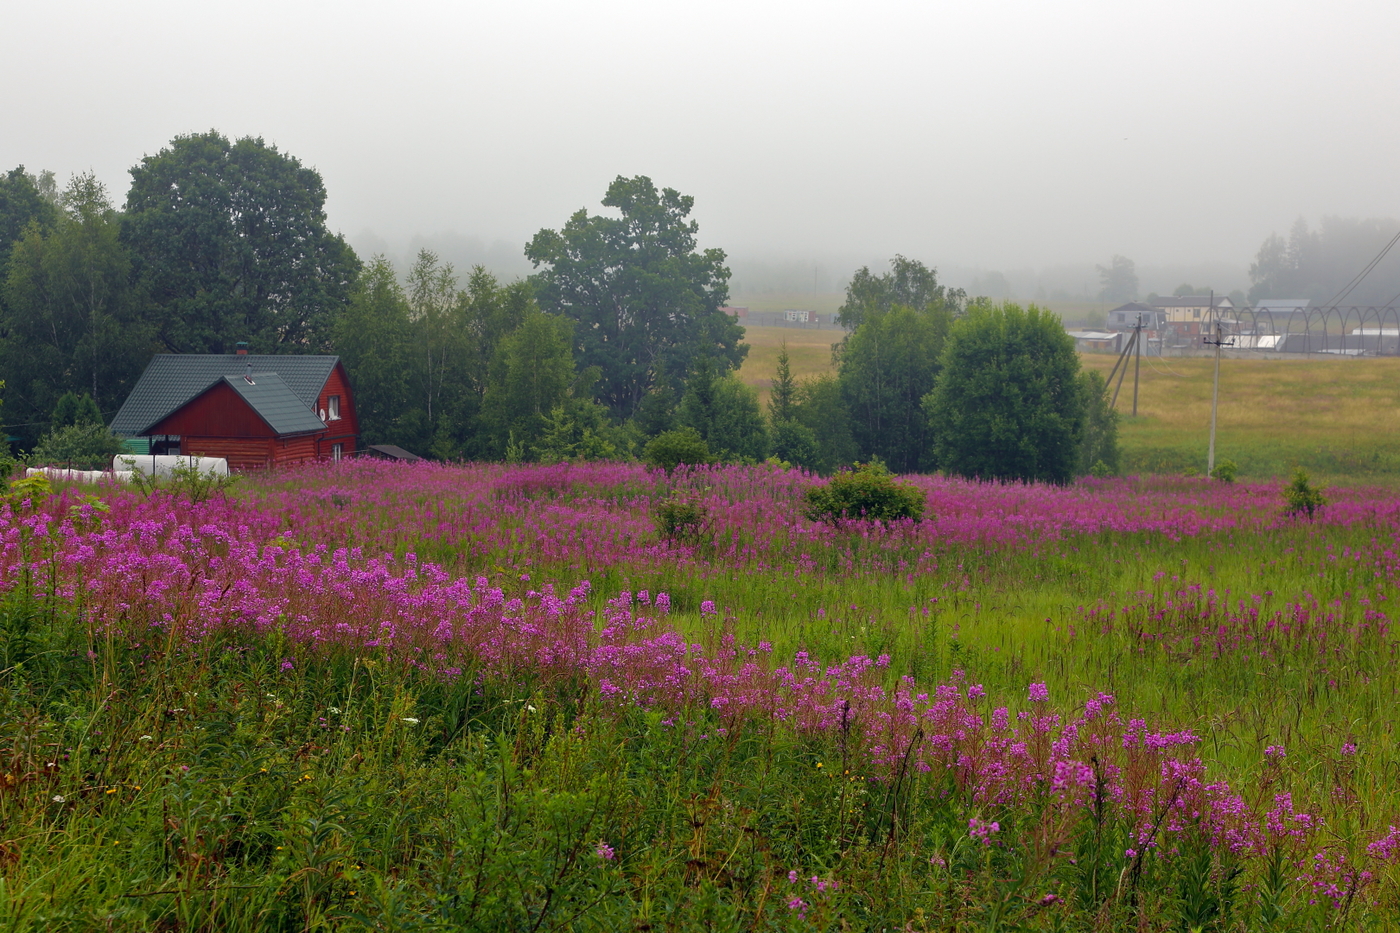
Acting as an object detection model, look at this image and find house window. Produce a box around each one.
[332,443,343,462]
[327,395,341,420]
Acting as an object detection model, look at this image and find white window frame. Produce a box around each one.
[332,443,343,462]
[328,395,341,420]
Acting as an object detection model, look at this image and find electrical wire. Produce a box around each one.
[1320,227,1400,308]
[1145,354,1189,378]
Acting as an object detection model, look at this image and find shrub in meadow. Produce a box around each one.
[803,459,925,524]
[653,494,709,545]
[643,427,714,474]
[1211,458,1238,483]
[1284,467,1325,518]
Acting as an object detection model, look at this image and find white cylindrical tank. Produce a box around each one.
[112,454,230,477]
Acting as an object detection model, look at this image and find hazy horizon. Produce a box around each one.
[5,0,1399,292]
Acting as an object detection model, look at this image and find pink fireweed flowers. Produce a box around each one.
[4,461,1400,893]
[968,817,1001,843]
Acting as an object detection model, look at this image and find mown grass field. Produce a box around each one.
[3,462,1400,930]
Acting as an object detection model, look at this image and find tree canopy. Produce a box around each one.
[526,176,745,421]
[924,302,1084,484]
[832,256,959,473]
[836,254,965,331]
[123,131,360,354]
[2,174,152,447]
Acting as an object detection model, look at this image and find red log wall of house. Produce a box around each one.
[274,435,321,465]
[148,382,276,439]
[147,381,327,470]
[316,364,360,452]
[182,437,277,471]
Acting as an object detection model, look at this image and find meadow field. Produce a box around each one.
[1078,354,1400,481]
[2,461,1399,930]
[734,320,1400,482]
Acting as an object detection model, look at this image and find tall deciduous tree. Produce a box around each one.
[332,257,416,449]
[483,307,579,456]
[123,131,359,354]
[2,174,152,446]
[794,374,857,474]
[836,255,964,332]
[1096,255,1138,303]
[526,175,745,420]
[924,302,1084,484]
[838,304,951,474]
[405,249,465,433]
[0,167,60,266]
[833,256,960,473]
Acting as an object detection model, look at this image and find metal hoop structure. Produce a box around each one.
[1213,305,1400,356]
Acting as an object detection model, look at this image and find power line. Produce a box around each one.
[1320,227,1400,308]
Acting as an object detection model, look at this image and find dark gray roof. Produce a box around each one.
[365,444,422,461]
[222,374,329,436]
[111,354,338,435]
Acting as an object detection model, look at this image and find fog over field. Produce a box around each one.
[4,0,1399,292]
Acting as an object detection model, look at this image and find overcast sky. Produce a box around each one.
[5,0,1399,283]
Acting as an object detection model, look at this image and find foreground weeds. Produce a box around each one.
[3,462,1400,930]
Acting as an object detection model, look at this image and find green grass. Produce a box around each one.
[1082,353,1400,480]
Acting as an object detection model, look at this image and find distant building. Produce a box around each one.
[1150,295,1236,340]
[1104,302,1165,332]
[1066,330,1124,353]
[721,306,749,318]
[784,309,811,323]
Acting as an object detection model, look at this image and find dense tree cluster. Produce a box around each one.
[2,132,1119,484]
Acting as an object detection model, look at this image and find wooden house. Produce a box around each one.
[110,353,358,470]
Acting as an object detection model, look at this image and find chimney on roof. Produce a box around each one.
[245,360,254,384]
[235,341,248,356]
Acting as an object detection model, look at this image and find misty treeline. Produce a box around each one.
[1092,216,1400,312]
[0,130,1106,479]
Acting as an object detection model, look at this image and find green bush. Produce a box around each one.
[30,422,124,469]
[802,460,925,524]
[1210,459,1238,483]
[653,495,710,544]
[769,418,821,472]
[1283,467,1325,519]
[643,427,714,474]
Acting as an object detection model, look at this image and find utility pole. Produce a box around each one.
[1204,291,1233,475]
[1132,312,1142,417]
